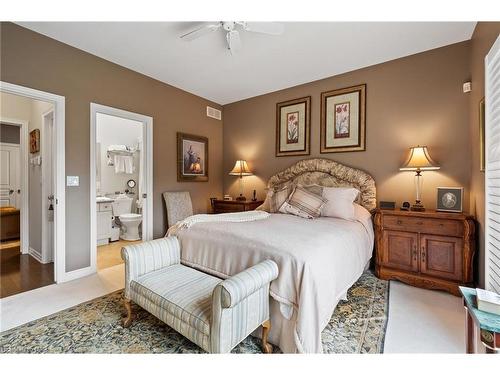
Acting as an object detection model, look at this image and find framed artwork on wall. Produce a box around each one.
[29,129,40,154]
[177,132,208,182]
[275,96,311,157]
[320,84,366,153]
[480,97,485,172]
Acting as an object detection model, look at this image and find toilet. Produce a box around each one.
[111,194,142,241]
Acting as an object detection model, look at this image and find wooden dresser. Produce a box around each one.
[374,209,475,296]
[211,199,263,214]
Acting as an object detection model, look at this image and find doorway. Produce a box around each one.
[0,82,65,297]
[90,103,153,272]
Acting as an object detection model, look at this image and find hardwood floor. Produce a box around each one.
[97,239,140,270]
[0,246,54,299]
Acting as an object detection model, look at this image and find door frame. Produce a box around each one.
[0,81,66,283]
[0,118,28,254]
[41,109,55,264]
[90,103,153,273]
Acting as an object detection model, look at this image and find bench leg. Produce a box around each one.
[262,320,272,354]
[122,298,133,328]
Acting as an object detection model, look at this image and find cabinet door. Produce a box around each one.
[381,230,419,272]
[97,211,112,240]
[420,234,463,281]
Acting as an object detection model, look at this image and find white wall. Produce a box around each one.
[0,92,53,256]
[96,113,142,211]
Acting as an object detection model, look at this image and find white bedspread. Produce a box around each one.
[176,210,374,353]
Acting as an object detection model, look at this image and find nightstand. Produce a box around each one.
[211,199,263,214]
[374,209,476,296]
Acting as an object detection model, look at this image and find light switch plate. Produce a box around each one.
[66,176,79,187]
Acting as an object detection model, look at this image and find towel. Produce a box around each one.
[113,155,134,174]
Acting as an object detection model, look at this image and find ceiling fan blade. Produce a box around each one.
[226,30,242,54]
[243,22,284,35]
[180,23,221,41]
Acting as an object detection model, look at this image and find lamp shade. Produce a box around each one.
[229,160,253,176]
[399,146,440,171]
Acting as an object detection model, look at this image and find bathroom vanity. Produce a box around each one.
[96,197,114,246]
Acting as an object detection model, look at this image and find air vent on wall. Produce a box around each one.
[206,106,222,120]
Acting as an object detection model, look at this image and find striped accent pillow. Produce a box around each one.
[283,186,327,219]
[269,183,294,213]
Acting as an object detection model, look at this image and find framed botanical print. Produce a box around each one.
[320,84,366,153]
[30,129,40,154]
[177,132,208,182]
[276,96,311,157]
[480,97,485,172]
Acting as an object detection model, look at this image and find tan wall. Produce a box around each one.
[469,22,500,287]
[223,42,472,217]
[0,23,223,272]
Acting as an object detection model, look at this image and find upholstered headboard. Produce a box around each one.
[267,158,377,211]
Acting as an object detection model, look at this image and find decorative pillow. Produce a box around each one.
[269,182,294,213]
[321,187,360,220]
[299,184,324,196]
[281,186,327,219]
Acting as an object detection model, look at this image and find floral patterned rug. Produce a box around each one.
[0,271,389,354]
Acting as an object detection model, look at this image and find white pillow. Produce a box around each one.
[321,187,360,220]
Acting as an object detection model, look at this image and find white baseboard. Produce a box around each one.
[29,247,43,263]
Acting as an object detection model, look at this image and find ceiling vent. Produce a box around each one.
[206,106,222,121]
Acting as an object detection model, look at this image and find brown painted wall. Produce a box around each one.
[469,22,500,287]
[223,42,472,217]
[0,23,223,272]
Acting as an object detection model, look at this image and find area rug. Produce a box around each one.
[0,271,389,354]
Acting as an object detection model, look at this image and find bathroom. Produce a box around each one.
[95,112,143,270]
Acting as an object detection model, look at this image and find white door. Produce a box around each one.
[485,35,500,293]
[42,111,55,263]
[0,143,20,208]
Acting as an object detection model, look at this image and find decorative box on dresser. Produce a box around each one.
[211,199,263,214]
[374,209,475,296]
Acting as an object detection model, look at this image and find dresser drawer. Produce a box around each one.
[383,215,464,237]
[214,202,245,212]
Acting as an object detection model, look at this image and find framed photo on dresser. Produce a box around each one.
[275,96,311,157]
[320,84,366,153]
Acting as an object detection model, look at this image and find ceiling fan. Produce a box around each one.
[180,22,284,54]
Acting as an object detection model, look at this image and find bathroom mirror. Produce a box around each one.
[127,179,136,188]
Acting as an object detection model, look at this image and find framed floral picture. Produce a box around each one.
[29,129,40,154]
[480,97,485,172]
[275,96,311,157]
[320,84,366,153]
[177,132,208,182]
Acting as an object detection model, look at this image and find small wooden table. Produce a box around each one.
[211,199,263,214]
[459,286,500,353]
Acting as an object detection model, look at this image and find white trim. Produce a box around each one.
[41,109,55,264]
[90,103,153,274]
[485,35,500,292]
[1,81,66,283]
[0,117,29,254]
[29,246,43,263]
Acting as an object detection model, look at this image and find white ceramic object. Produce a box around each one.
[111,194,142,241]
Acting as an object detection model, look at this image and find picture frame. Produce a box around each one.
[275,96,311,157]
[177,132,208,182]
[320,84,366,153]
[436,187,464,213]
[479,97,485,172]
[29,129,40,154]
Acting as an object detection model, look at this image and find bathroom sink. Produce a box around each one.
[96,196,114,203]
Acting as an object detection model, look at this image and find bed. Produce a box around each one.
[176,158,376,353]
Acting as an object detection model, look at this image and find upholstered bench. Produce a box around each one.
[121,237,279,353]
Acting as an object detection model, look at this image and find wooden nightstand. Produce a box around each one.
[374,209,476,296]
[211,199,263,214]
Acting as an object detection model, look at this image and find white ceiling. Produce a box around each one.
[18,22,476,105]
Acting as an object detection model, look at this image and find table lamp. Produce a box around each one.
[399,146,440,211]
[229,160,253,201]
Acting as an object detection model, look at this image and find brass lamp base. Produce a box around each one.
[236,195,247,201]
[411,201,425,212]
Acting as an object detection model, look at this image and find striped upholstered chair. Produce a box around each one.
[121,237,279,353]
